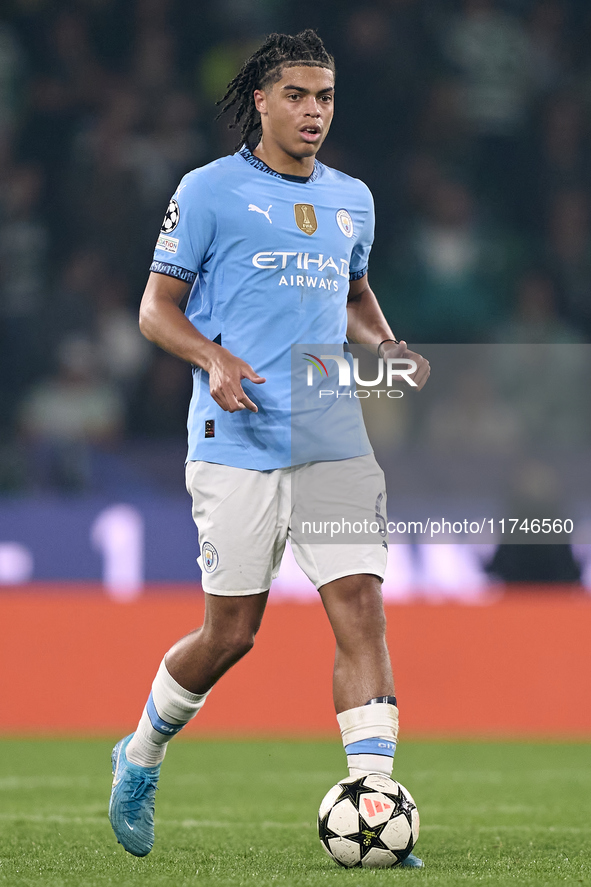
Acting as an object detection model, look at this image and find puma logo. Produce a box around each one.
[248,204,272,224]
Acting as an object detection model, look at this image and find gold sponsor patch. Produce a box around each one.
[294,203,318,235]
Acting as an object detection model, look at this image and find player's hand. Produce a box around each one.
[381,340,430,390]
[207,348,266,413]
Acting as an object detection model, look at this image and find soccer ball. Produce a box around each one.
[318,774,419,868]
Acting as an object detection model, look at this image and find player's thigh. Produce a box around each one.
[290,453,388,589]
[186,460,289,595]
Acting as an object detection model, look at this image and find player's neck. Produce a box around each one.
[252,139,315,178]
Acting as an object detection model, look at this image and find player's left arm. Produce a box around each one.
[346,274,430,390]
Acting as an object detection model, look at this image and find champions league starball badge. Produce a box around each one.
[161,198,180,233]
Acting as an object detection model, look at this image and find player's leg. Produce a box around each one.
[318,572,393,712]
[290,455,396,769]
[109,460,288,857]
[291,456,423,866]
[129,590,269,762]
[291,544,399,780]
[318,571,399,777]
[109,591,268,857]
[319,571,423,868]
[163,590,269,693]
[126,592,268,771]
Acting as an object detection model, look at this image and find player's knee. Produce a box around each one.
[217,625,256,662]
[232,628,256,659]
[343,580,386,623]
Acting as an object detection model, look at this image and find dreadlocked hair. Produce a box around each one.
[217,29,335,150]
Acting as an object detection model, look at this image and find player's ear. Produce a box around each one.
[253,89,268,116]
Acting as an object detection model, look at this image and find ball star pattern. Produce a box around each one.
[318,776,417,868]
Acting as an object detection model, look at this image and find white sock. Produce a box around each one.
[337,698,399,779]
[126,658,210,767]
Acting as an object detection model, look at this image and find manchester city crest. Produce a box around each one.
[201,542,219,573]
[336,208,354,238]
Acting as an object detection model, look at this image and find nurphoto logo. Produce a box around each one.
[303,353,417,399]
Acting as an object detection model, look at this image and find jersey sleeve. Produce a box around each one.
[349,186,375,281]
[150,169,217,284]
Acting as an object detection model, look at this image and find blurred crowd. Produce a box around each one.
[1,0,591,492]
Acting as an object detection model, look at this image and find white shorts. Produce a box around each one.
[185,454,388,596]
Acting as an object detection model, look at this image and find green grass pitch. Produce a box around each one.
[0,738,589,886]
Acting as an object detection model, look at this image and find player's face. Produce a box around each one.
[254,66,335,161]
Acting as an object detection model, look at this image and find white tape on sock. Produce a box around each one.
[337,702,399,778]
[337,702,399,746]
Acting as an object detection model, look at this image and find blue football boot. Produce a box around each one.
[400,852,424,868]
[108,734,161,857]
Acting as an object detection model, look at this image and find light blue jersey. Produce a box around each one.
[150,145,375,469]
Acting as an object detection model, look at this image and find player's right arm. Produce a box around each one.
[139,272,265,413]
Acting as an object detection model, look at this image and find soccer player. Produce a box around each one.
[109,30,430,866]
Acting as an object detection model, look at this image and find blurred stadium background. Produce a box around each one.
[0,0,590,737]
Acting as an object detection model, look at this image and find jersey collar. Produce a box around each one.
[238,144,320,183]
